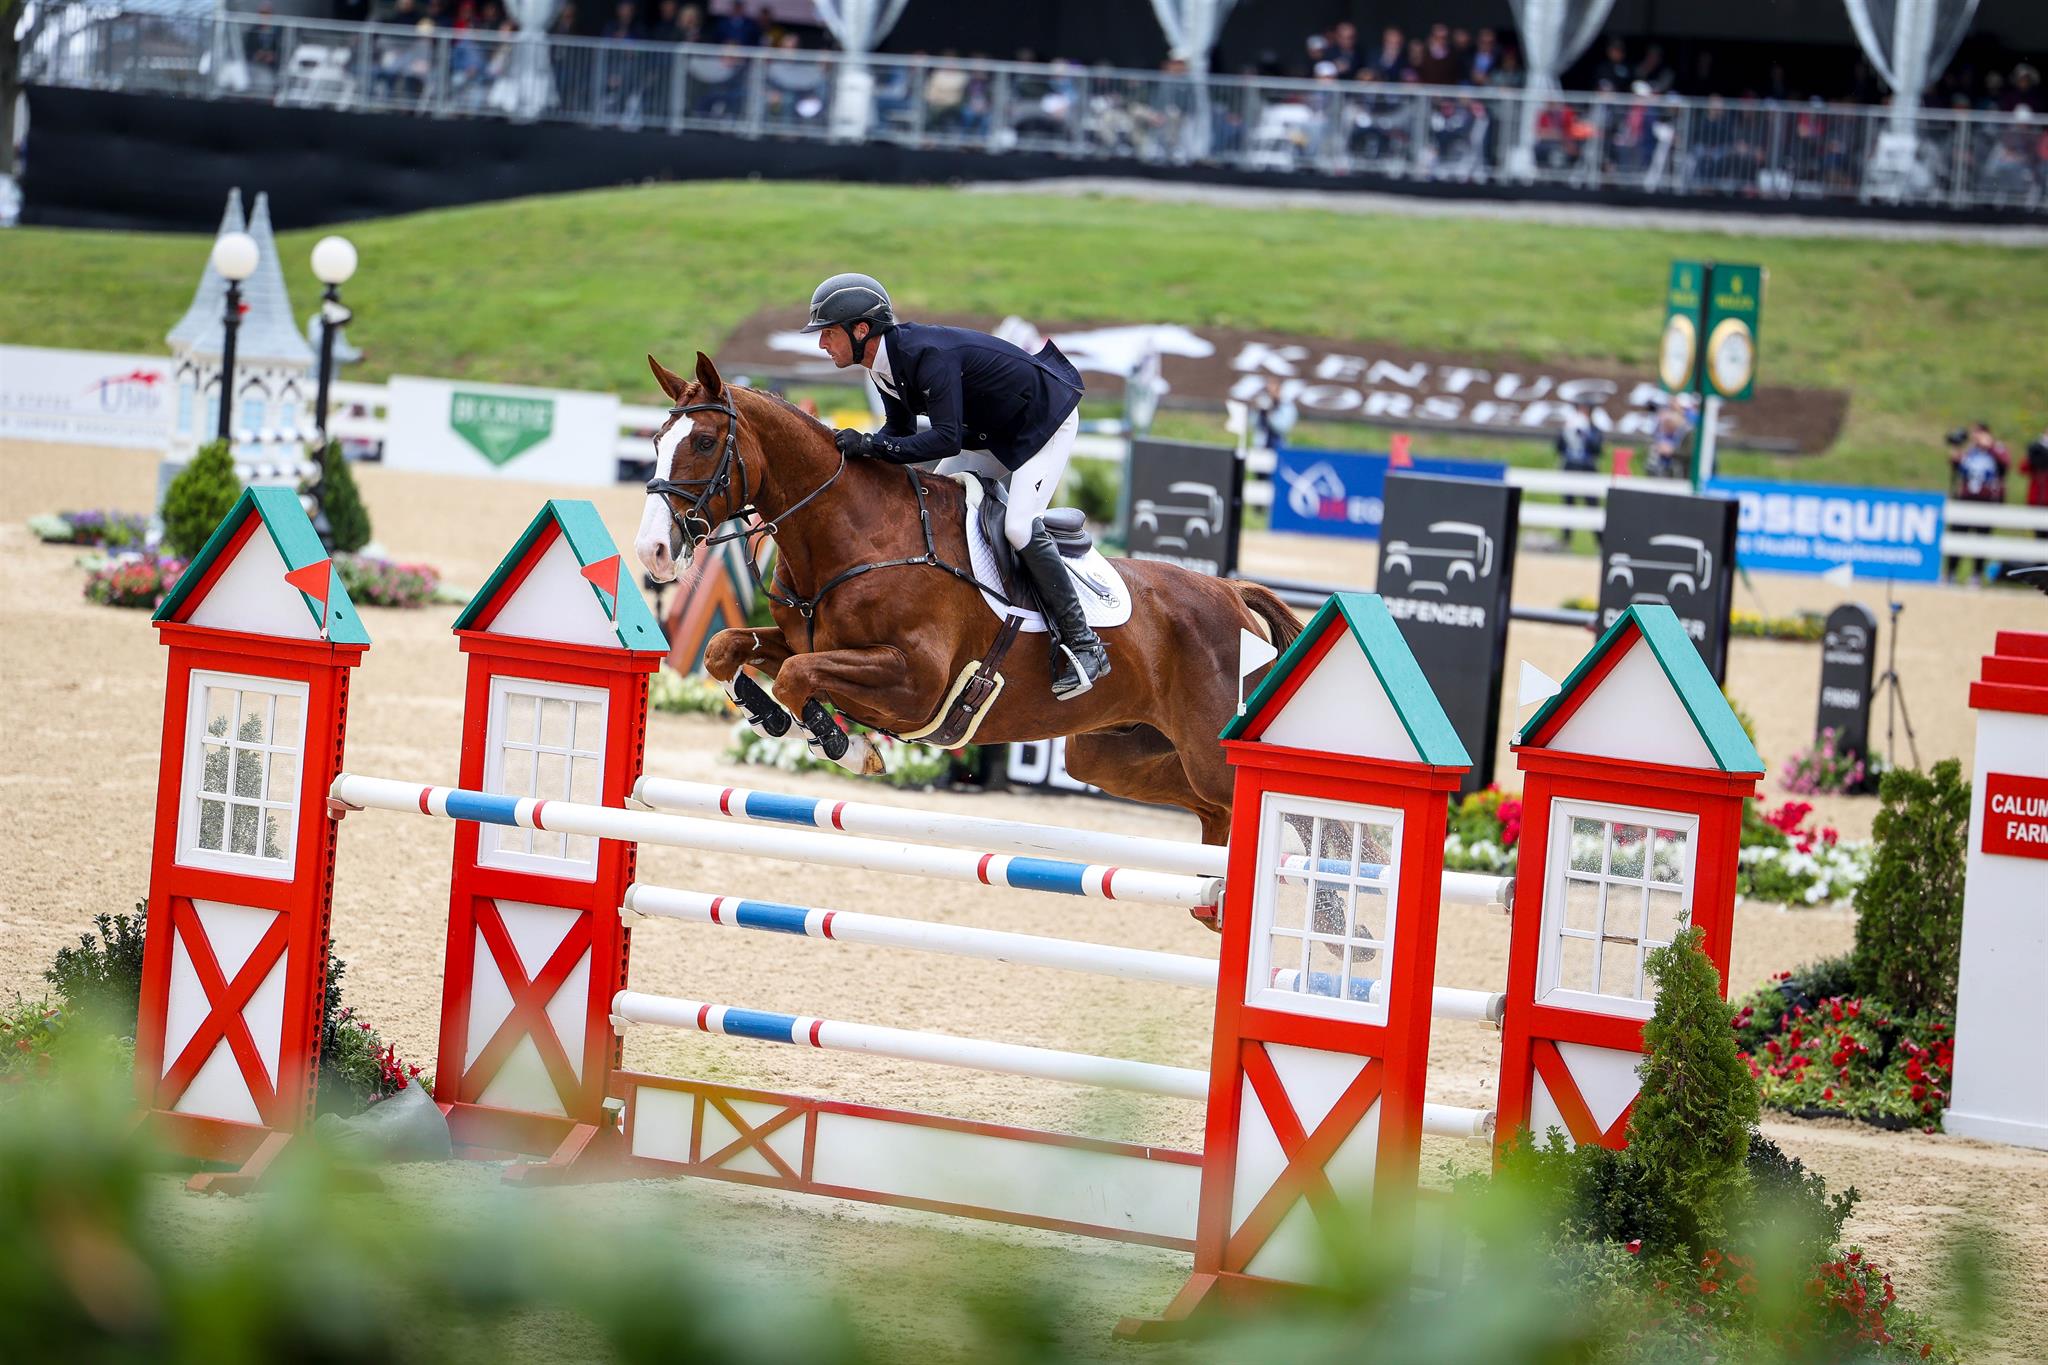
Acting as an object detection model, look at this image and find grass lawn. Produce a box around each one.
[2,181,2042,489]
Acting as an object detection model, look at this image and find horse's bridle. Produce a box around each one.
[644,387,1007,649]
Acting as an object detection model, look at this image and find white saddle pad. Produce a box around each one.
[954,475,1133,634]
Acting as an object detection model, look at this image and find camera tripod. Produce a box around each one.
[1872,580,1920,776]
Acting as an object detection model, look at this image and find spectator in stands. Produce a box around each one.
[598,0,646,119]
[688,41,747,118]
[1648,395,1695,478]
[1633,43,1675,95]
[2027,423,2048,539]
[1418,23,1458,85]
[1370,27,1404,82]
[243,4,284,92]
[1469,28,1500,83]
[1250,376,1298,451]
[925,53,990,139]
[647,1,684,43]
[1449,28,1474,82]
[718,3,763,47]
[1326,21,1362,80]
[1555,399,1604,547]
[1947,422,2010,584]
[1594,38,1633,92]
[764,32,826,127]
[2009,63,2041,114]
[1402,38,1427,83]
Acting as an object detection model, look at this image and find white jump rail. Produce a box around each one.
[609,990,1496,1141]
[623,884,1508,1025]
[330,774,1224,911]
[632,776,1513,909]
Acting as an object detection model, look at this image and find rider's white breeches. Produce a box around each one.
[934,409,1079,551]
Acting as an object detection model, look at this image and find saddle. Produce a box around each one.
[972,476,1093,611]
[896,478,1096,753]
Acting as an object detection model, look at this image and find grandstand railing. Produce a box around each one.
[22,4,2047,213]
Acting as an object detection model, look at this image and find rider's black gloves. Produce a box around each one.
[834,428,874,459]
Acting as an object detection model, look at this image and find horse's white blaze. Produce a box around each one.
[634,418,687,582]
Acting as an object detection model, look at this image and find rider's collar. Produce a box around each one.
[868,334,895,387]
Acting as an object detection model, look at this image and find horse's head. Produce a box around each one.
[635,351,751,583]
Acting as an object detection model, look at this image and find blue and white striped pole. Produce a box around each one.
[330,774,1224,911]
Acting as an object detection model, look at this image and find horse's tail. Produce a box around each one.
[1231,580,1306,659]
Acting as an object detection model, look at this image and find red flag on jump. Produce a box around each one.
[581,554,623,618]
[284,559,332,634]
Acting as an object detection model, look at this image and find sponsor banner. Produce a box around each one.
[1123,438,1243,575]
[1598,487,1738,682]
[385,376,620,484]
[1006,737,1100,795]
[0,344,176,448]
[1981,772,2048,861]
[1709,477,1946,584]
[1269,447,1504,541]
[1376,473,1521,794]
[1815,604,1879,790]
[717,309,1849,454]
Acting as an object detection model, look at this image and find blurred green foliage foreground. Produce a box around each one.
[0,995,2000,1362]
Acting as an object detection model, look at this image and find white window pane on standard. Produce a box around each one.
[502,746,536,798]
[574,701,602,749]
[201,743,230,794]
[1270,856,1310,931]
[1601,933,1642,1001]
[1652,828,1689,885]
[266,750,299,803]
[197,798,227,851]
[1569,817,1605,873]
[565,834,595,864]
[230,804,261,856]
[1347,936,1385,998]
[205,687,236,742]
[1317,817,1356,876]
[539,697,572,749]
[239,690,273,745]
[263,807,292,861]
[536,750,569,802]
[1557,934,1596,993]
[569,755,599,806]
[1309,879,1350,940]
[1647,887,1686,946]
[233,747,265,799]
[1564,877,1602,934]
[1361,820,1396,871]
[1610,825,1648,880]
[1352,880,1391,945]
[273,692,302,746]
[509,693,540,744]
[1266,926,1311,989]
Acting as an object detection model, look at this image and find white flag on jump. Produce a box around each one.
[1237,628,1281,715]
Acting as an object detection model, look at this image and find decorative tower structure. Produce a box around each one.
[167,189,316,479]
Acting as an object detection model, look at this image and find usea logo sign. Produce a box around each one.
[450,391,555,466]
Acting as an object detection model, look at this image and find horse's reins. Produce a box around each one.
[645,391,1010,649]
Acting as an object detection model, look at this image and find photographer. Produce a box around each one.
[1946,422,2010,584]
[2027,423,2048,540]
[1647,392,1696,480]
[1555,400,1603,550]
[1249,375,1298,451]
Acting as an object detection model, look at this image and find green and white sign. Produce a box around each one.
[1658,259,1764,402]
[450,390,555,466]
[1701,263,1764,402]
[385,376,621,485]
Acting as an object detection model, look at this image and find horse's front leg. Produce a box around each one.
[771,645,927,777]
[704,627,797,739]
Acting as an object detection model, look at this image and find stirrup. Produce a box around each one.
[1051,643,1108,701]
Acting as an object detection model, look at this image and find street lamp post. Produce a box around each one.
[211,230,259,446]
[308,235,358,549]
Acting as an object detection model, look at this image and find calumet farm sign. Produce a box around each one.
[720,310,1849,454]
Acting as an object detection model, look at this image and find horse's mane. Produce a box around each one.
[720,381,834,441]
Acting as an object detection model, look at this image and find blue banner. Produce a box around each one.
[1708,478,1947,583]
[1269,448,1506,541]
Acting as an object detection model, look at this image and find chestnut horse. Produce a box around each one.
[633,352,1301,852]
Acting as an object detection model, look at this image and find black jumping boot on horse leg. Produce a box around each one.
[727,671,793,737]
[798,698,851,762]
[1018,518,1110,700]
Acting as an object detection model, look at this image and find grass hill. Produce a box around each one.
[3,182,2041,488]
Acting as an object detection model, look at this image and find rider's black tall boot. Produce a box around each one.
[1017,519,1110,700]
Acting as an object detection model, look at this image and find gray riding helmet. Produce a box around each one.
[801,273,895,334]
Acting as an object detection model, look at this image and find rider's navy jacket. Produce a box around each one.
[869,322,1085,470]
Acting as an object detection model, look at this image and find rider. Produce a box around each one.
[803,272,1111,700]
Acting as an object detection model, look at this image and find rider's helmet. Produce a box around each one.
[801,273,895,345]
